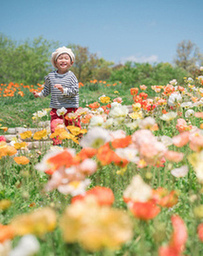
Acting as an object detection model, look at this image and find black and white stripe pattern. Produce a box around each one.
[39,70,79,109]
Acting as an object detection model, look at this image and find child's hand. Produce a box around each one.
[33,91,39,98]
[54,84,64,93]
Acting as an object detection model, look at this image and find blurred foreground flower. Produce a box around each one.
[123,175,152,203]
[152,188,178,208]
[159,215,187,256]
[60,197,133,252]
[129,201,160,220]
[10,207,56,236]
[10,235,40,256]
[0,240,11,256]
[131,129,167,166]
[0,224,15,243]
[171,165,189,178]
[71,186,115,206]
[197,223,203,242]
[0,199,12,210]
[189,151,203,183]
[35,148,76,175]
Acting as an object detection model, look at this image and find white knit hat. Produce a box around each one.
[51,46,75,69]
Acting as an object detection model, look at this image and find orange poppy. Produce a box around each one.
[130,88,139,96]
[5,146,17,156]
[81,114,93,124]
[129,201,160,220]
[71,186,115,206]
[75,147,97,161]
[139,92,148,99]
[96,143,128,167]
[0,224,15,243]
[18,91,24,97]
[163,84,175,96]
[14,156,30,165]
[88,102,100,109]
[111,136,132,149]
[152,188,178,208]
[47,150,74,171]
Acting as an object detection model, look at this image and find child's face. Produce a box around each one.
[55,53,73,74]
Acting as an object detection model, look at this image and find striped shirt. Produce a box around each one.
[39,70,79,109]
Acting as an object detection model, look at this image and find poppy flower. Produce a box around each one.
[14,156,30,165]
[139,92,148,99]
[130,88,139,96]
[20,131,32,140]
[129,201,160,220]
[75,147,97,161]
[111,136,132,149]
[0,135,6,142]
[88,102,100,109]
[33,129,48,140]
[97,143,128,167]
[197,223,203,242]
[14,142,28,149]
[0,224,15,243]
[152,188,178,208]
[71,186,115,206]
[159,215,187,256]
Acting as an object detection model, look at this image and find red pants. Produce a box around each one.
[50,108,81,145]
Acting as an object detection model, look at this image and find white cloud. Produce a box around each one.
[120,54,159,64]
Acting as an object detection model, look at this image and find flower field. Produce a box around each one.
[1,74,203,255]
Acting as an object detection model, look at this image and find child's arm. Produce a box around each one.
[33,76,51,98]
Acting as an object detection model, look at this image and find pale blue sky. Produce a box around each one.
[1,0,202,64]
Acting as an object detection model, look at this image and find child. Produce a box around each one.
[33,46,81,145]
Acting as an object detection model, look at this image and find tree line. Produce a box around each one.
[0,34,202,86]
